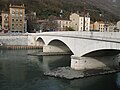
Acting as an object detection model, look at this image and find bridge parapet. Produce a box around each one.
[34,31,120,43]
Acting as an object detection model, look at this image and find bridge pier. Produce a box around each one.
[71,55,119,70]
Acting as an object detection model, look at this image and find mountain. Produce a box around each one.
[0,0,120,21]
[88,0,120,17]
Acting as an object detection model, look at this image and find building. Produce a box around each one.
[1,11,9,33]
[106,23,116,32]
[0,25,1,31]
[117,21,120,30]
[54,19,71,31]
[92,21,116,32]
[9,4,26,33]
[90,21,95,31]
[0,15,2,32]
[93,21,105,32]
[34,20,48,32]
[70,13,90,31]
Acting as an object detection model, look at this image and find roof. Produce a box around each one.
[95,21,104,24]
[71,12,90,17]
[9,4,25,9]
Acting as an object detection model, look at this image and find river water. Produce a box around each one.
[0,49,120,90]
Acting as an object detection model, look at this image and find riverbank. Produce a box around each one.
[44,67,120,79]
[0,45,42,50]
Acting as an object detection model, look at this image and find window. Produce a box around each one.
[12,19,14,22]
[12,14,14,18]
[60,21,61,24]
[66,22,68,24]
[20,24,22,26]
[20,19,22,22]
[20,10,22,14]
[5,23,8,26]
[4,15,8,18]
[12,27,14,29]
[5,19,8,21]
[12,24,14,27]
[12,10,15,14]
[16,14,19,17]
[81,27,82,30]
[16,9,18,14]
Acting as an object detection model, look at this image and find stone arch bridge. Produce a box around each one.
[30,31,120,70]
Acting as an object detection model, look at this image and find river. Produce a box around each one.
[0,49,120,90]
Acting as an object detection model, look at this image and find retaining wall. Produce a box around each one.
[0,33,36,46]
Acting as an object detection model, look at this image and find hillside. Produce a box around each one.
[88,0,120,17]
[0,0,120,21]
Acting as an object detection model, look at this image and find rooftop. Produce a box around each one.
[9,4,25,9]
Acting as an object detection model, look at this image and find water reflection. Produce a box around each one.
[0,50,119,90]
[116,73,120,89]
[42,55,70,71]
[67,74,119,90]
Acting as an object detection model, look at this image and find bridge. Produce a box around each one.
[1,32,120,71]
[28,32,120,70]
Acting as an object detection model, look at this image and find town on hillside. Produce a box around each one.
[0,4,120,33]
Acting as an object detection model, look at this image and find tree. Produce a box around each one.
[66,27,75,31]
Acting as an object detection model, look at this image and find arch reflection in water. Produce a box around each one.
[42,55,71,72]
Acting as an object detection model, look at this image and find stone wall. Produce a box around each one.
[0,33,36,46]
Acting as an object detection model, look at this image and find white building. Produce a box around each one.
[54,19,71,31]
[117,21,120,30]
[70,13,90,31]
[24,20,27,33]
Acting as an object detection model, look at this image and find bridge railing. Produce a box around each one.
[33,31,120,43]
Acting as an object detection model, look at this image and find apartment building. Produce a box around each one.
[54,19,71,31]
[92,21,116,32]
[1,11,9,33]
[70,13,90,31]
[107,23,116,32]
[93,21,105,32]
[117,21,120,30]
[9,4,25,33]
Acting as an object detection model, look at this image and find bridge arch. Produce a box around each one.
[47,39,73,54]
[82,49,120,57]
[78,41,120,57]
[36,37,45,46]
